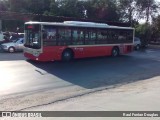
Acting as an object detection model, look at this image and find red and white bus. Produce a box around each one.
[24,21,134,61]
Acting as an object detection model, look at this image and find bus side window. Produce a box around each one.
[118,31,127,43]
[65,28,71,42]
[97,30,108,44]
[106,30,118,44]
[57,28,71,45]
[127,31,133,43]
[48,30,56,40]
[85,30,96,45]
[42,26,57,46]
[72,29,84,45]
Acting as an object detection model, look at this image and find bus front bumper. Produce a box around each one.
[24,52,40,61]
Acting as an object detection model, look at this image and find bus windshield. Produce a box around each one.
[24,25,41,49]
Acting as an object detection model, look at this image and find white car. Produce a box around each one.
[134,37,141,50]
[1,38,24,53]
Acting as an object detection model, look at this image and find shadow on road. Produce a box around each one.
[28,55,160,89]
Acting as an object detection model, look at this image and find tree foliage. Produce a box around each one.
[0,0,160,41]
[49,0,86,18]
[136,0,159,23]
[135,23,152,45]
[1,0,159,22]
[84,0,120,21]
[151,15,160,38]
[118,0,136,24]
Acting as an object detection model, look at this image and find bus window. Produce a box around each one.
[85,30,96,45]
[72,29,84,45]
[118,31,127,43]
[118,30,133,43]
[57,28,71,45]
[43,26,57,46]
[106,30,118,44]
[97,30,109,44]
[127,31,134,43]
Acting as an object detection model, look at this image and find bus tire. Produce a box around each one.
[111,47,119,57]
[62,49,74,61]
[8,47,15,53]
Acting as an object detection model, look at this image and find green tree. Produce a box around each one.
[50,0,86,18]
[7,0,51,14]
[135,23,151,46]
[26,0,51,14]
[151,15,160,40]
[118,0,136,25]
[9,0,28,13]
[84,0,120,21]
[136,0,159,23]
[49,0,59,16]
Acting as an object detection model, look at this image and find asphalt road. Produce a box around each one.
[0,48,160,111]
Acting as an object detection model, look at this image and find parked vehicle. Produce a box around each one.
[134,37,141,50]
[10,32,24,42]
[0,31,11,45]
[1,38,24,53]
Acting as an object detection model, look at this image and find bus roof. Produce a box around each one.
[25,21,134,30]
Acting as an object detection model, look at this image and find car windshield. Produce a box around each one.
[13,39,21,43]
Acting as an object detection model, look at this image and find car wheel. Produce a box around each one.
[8,47,15,53]
[62,49,74,61]
[135,44,140,50]
[112,47,119,57]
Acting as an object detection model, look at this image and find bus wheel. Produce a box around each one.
[8,47,15,53]
[62,49,74,61]
[112,47,119,57]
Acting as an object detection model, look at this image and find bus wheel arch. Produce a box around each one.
[62,48,74,61]
[111,46,119,57]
